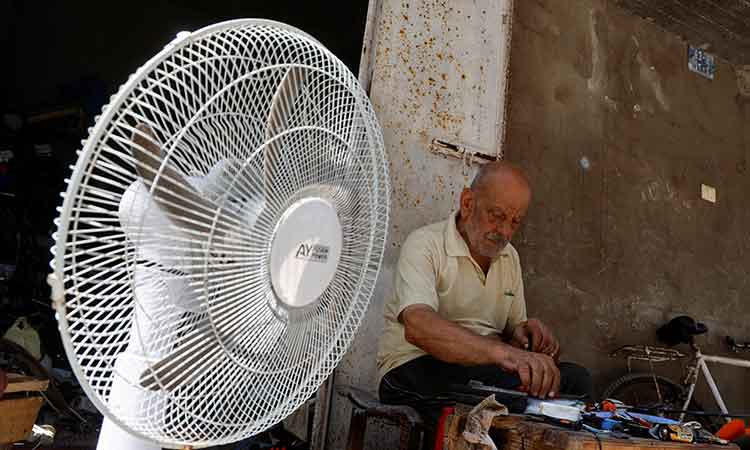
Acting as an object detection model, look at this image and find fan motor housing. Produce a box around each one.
[269,197,342,309]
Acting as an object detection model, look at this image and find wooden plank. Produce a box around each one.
[495,417,736,450]
[5,374,49,394]
[443,413,738,450]
[442,408,523,450]
[0,397,44,444]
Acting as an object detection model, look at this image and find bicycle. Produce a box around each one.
[602,316,750,431]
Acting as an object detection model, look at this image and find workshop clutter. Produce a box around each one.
[3,317,42,359]
[452,380,735,445]
[522,397,732,445]
[715,419,750,442]
[582,405,727,445]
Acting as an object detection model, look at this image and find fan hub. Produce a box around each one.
[269,197,342,308]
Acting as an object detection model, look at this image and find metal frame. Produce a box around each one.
[611,342,750,422]
[679,348,750,421]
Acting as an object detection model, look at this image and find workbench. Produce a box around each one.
[441,412,738,450]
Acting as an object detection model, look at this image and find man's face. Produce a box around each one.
[460,180,530,259]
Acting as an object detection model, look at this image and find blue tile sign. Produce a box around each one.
[688,45,716,80]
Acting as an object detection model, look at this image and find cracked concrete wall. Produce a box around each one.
[507,0,750,408]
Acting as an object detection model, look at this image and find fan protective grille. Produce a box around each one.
[51,19,388,447]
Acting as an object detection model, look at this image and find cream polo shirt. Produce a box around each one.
[376,211,527,384]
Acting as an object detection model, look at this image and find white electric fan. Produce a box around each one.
[47,19,389,449]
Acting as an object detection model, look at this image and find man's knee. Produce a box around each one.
[558,362,593,399]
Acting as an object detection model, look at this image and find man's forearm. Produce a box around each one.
[401,306,510,366]
[400,305,561,397]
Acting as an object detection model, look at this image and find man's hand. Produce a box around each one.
[510,319,560,361]
[497,346,560,398]
[400,306,561,398]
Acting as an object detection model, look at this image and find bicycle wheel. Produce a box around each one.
[602,373,723,431]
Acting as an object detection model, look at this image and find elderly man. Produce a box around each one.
[377,161,591,426]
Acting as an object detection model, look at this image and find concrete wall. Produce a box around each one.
[326,0,750,449]
[506,0,750,407]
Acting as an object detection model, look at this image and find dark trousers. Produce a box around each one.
[379,355,592,431]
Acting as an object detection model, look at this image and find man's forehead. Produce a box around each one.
[483,196,528,215]
[477,175,530,202]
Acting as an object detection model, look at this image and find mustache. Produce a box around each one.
[486,233,508,245]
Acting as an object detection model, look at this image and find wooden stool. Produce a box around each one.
[338,385,427,450]
[0,373,49,447]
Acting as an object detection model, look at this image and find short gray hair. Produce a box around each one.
[469,161,530,194]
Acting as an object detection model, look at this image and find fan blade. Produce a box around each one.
[131,124,241,237]
[139,326,220,392]
[264,67,308,196]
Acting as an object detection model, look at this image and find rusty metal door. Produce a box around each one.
[316,1,515,449]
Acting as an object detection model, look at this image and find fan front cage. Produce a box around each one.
[50,19,389,448]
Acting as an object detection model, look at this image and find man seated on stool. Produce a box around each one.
[377,161,591,429]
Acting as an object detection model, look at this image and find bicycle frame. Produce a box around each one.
[680,346,750,422]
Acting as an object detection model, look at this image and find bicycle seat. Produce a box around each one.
[657,316,707,345]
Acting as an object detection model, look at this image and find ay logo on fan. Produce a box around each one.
[270,198,342,308]
[294,241,331,263]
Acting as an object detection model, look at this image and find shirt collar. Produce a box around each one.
[445,211,472,257]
